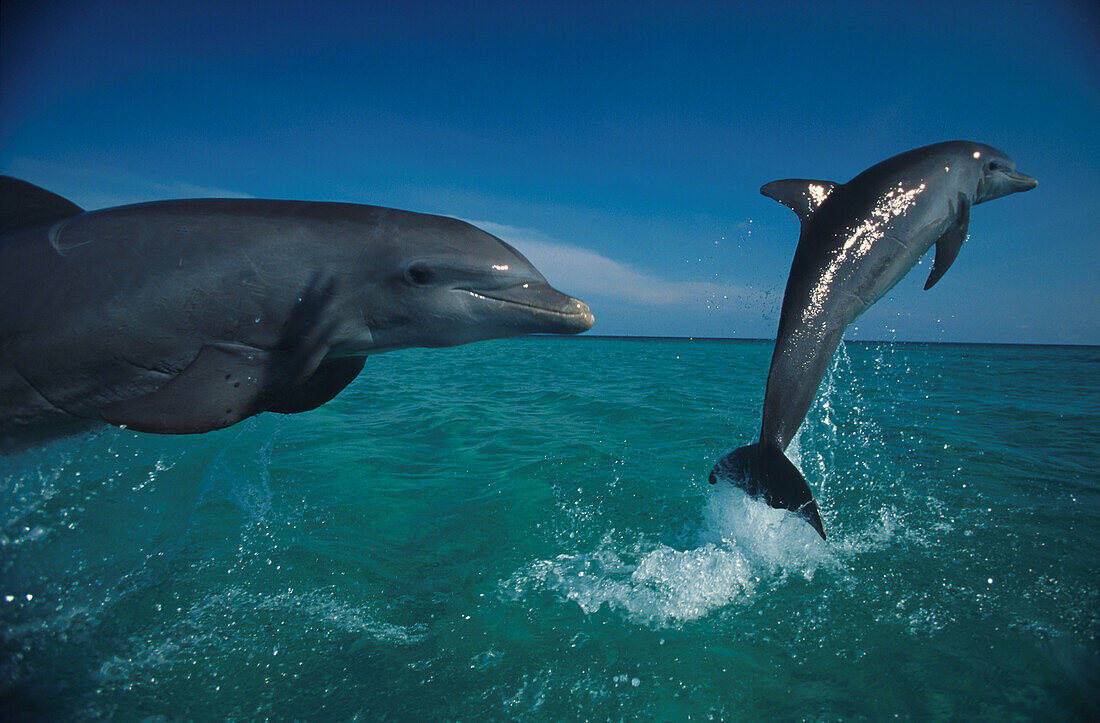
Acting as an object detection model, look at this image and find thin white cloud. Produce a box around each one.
[471,220,750,309]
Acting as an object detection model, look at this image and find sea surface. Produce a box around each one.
[1,337,1097,720]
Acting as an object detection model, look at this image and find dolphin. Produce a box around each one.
[0,176,594,451]
[709,141,1037,539]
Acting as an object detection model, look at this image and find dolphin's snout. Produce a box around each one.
[1005,169,1038,191]
[563,297,595,333]
[522,285,594,333]
[978,164,1038,204]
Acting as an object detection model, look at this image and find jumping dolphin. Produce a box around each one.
[0,177,594,451]
[709,141,1037,539]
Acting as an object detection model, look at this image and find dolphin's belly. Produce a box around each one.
[835,241,920,321]
[853,223,945,312]
[819,210,947,326]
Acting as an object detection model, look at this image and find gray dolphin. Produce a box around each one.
[709,141,1037,539]
[0,177,594,451]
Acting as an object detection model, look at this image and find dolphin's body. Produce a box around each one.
[0,177,594,451]
[709,141,1037,538]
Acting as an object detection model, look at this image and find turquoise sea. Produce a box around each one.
[1,337,1097,720]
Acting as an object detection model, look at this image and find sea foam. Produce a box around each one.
[504,483,838,628]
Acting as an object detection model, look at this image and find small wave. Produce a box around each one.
[503,485,837,628]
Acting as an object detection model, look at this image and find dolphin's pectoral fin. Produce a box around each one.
[709,442,826,540]
[760,179,839,222]
[100,276,349,434]
[924,193,971,290]
[267,357,366,414]
[99,342,293,434]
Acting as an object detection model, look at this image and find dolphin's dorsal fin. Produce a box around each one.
[760,179,838,222]
[924,193,971,290]
[0,176,84,235]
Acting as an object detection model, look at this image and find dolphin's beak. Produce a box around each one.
[464,282,595,334]
[1003,169,1038,192]
[979,167,1038,203]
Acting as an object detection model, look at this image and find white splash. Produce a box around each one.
[504,485,838,628]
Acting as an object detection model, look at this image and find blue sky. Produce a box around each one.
[2,0,1097,343]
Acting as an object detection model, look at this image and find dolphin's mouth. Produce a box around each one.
[460,284,594,332]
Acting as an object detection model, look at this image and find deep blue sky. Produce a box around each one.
[2,0,1097,343]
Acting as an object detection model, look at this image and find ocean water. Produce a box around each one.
[0,337,1097,720]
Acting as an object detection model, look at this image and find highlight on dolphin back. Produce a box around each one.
[0,176,594,452]
[709,141,1037,539]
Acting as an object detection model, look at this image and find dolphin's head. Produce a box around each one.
[342,212,593,354]
[967,143,1038,204]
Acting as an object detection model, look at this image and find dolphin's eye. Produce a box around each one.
[987,160,1005,172]
[405,264,435,286]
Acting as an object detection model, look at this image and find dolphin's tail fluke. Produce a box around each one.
[708,443,826,540]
